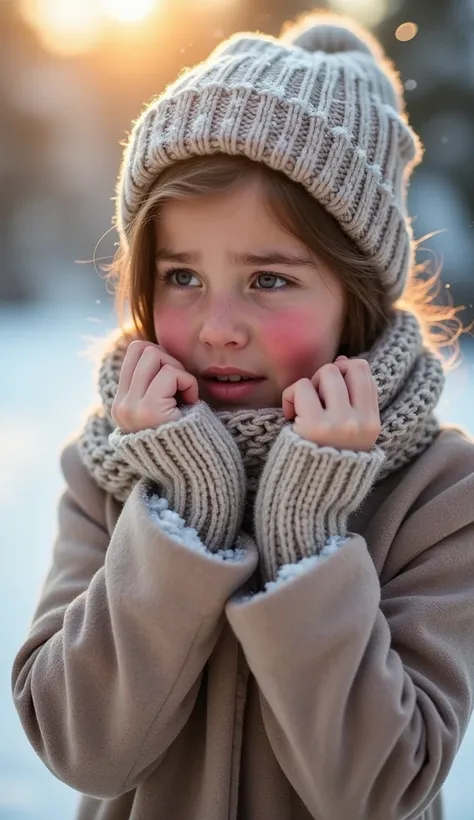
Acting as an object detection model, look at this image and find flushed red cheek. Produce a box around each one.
[260,312,331,385]
[154,310,191,365]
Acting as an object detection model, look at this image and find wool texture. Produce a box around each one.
[115,12,423,302]
[77,308,445,556]
[253,425,385,582]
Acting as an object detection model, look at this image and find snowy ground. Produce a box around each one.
[1,302,473,820]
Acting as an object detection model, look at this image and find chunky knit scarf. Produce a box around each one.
[77,309,445,515]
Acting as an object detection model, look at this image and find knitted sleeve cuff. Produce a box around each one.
[254,425,385,583]
[109,401,245,553]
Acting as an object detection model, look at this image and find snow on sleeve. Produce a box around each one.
[147,493,246,563]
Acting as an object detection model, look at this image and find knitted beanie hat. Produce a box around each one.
[115,11,423,303]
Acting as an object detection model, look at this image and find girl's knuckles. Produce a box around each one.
[352,358,370,371]
[293,411,380,449]
[324,363,343,376]
[128,340,149,355]
[117,406,134,425]
[140,345,160,363]
[293,377,310,391]
[342,419,359,436]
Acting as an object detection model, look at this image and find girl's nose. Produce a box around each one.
[198,305,249,348]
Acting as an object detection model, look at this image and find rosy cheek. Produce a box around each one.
[260,311,330,384]
[154,309,191,364]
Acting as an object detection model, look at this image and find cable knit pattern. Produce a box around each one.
[254,426,386,582]
[115,13,423,302]
[109,401,246,553]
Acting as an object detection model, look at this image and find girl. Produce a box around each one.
[12,11,474,820]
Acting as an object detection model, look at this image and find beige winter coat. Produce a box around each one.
[12,418,474,820]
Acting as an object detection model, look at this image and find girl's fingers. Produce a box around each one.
[282,381,299,419]
[156,349,187,372]
[115,341,150,402]
[176,372,200,405]
[282,381,297,419]
[336,359,372,408]
[118,341,185,400]
[282,387,295,420]
[128,345,165,398]
[333,358,378,411]
[282,378,323,420]
[147,365,199,407]
[312,364,349,410]
[126,345,185,400]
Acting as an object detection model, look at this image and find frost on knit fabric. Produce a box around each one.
[147,493,246,563]
[238,534,348,602]
[261,534,347,594]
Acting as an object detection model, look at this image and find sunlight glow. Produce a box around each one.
[326,0,393,28]
[100,0,156,24]
[19,0,103,56]
[197,0,239,6]
[19,0,158,56]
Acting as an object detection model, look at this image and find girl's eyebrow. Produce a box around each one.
[155,249,197,263]
[232,250,314,267]
[155,248,314,267]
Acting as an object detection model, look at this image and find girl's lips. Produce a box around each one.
[201,377,265,402]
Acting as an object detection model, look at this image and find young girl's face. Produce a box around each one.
[153,178,346,410]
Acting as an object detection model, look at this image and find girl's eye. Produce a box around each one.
[253,272,291,291]
[161,269,200,288]
[158,269,293,291]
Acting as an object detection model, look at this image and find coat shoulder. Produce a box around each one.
[391,424,474,547]
[365,425,474,580]
[435,423,474,461]
[415,424,474,489]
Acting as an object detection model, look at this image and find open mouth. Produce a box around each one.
[202,375,265,401]
[206,375,259,383]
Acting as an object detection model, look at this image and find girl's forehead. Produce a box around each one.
[155,180,297,246]
[157,178,264,217]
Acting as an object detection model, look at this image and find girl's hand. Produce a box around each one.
[282,356,381,452]
[111,341,199,433]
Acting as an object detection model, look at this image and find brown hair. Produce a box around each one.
[106,154,467,363]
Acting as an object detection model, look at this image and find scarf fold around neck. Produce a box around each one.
[77,308,445,506]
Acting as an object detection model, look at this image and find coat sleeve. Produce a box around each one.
[12,440,257,800]
[226,433,474,820]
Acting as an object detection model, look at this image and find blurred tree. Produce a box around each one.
[378,0,474,212]
[376,0,474,308]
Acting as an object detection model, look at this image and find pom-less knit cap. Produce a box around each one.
[115,11,423,303]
